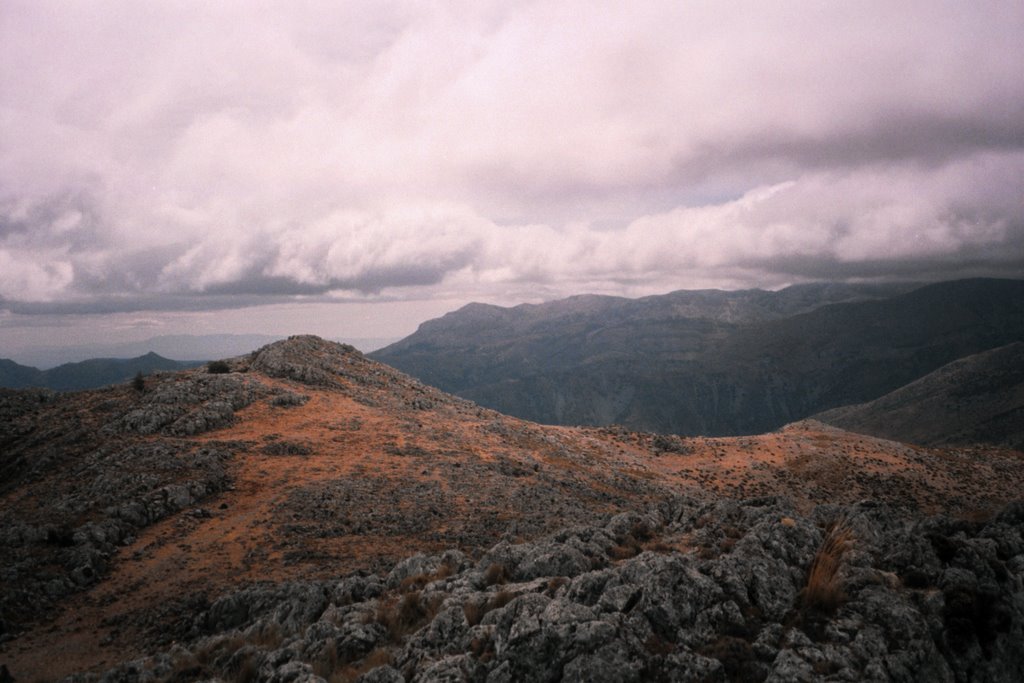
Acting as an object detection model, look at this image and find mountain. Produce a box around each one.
[371,278,1024,437]
[2,335,1024,680]
[816,342,1024,449]
[0,358,43,389]
[4,333,399,369]
[0,352,204,391]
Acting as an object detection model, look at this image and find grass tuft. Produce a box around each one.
[483,562,508,586]
[800,517,855,614]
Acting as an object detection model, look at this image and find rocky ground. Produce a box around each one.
[1,336,1022,681]
[62,498,1024,682]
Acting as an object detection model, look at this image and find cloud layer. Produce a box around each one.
[2,0,1023,314]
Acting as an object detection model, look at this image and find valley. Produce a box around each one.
[372,279,1024,442]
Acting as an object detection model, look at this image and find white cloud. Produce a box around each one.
[0,0,1021,311]
[0,248,74,301]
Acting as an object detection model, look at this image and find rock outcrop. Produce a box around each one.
[68,498,1024,682]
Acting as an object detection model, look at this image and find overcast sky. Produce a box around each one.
[1,1,1022,356]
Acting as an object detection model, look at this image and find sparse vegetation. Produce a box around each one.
[270,391,309,407]
[463,599,485,626]
[699,635,761,681]
[800,518,855,614]
[490,589,514,610]
[483,562,508,586]
[7,333,1024,681]
[463,589,516,626]
[329,647,393,683]
[132,370,145,392]
[609,520,659,560]
[207,360,231,374]
[376,590,441,642]
[399,562,454,593]
[261,440,312,456]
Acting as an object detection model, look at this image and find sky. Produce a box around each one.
[1,1,1023,358]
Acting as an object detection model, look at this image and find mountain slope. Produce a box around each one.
[371,278,1024,436]
[0,358,43,389]
[0,352,203,391]
[816,342,1024,449]
[3,336,1024,679]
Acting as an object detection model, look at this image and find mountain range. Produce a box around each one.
[0,352,204,392]
[371,278,1024,443]
[2,336,1022,681]
[1,333,400,370]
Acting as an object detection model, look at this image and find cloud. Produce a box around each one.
[1,1,1022,314]
[625,153,1022,264]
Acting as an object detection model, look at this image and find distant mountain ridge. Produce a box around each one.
[3,333,399,369]
[0,352,204,391]
[371,278,1024,437]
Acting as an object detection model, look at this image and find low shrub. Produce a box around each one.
[376,591,440,642]
[207,360,231,374]
[483,562,508,586]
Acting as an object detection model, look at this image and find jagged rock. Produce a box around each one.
[250,335,359,388]
[70,497,1024,682]
[103,373,262,436]
[205,582,331,635]
[0,443,230,630]
[358,666,404,682]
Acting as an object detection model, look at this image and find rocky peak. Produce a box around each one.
[248,335,364,387]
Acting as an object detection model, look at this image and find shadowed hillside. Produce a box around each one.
[0,352,203,391]
[816,342,1024,449]
[371,279,1024,436]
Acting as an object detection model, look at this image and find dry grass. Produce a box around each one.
[490,590,514,610]
[463,589,516,627]
[960,505,998,524]
[328,647,393,683]
[398,573,434,593]
[468,634,495,662]
[312,645,339,679]
[609,520,660,560]
[188,622,284,682]
[483,562,508,586]
[375,590,441,642]
[398,561,456,593]
[608,542,641,560]
[800,518,855,614]
[463,599,485,627]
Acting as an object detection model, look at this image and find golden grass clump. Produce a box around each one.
[483,562,508,586]
[801,517,855,614]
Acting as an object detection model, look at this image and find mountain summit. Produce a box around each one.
[2,335,1023,680]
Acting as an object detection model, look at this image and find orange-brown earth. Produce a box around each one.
[2,337,1022,681]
